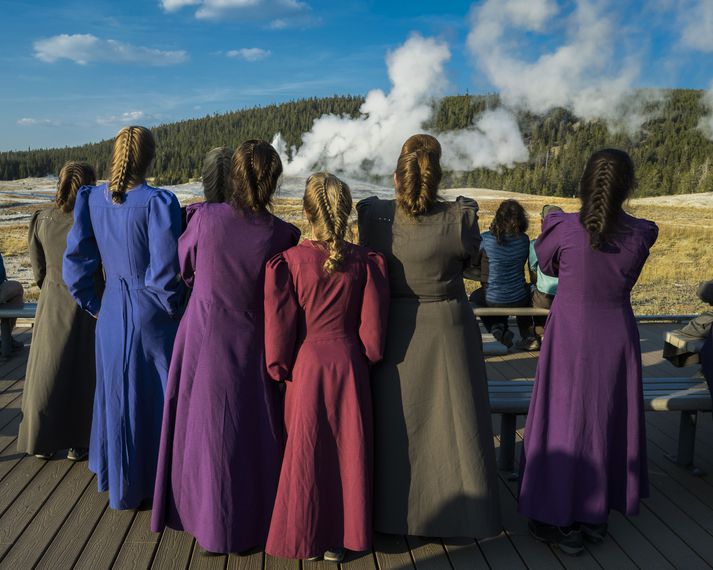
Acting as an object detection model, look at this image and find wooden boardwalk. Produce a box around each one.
[0,322,711,569]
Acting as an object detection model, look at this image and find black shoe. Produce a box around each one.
[199,547,221,556]
[528,520,584,556]
[34,452,54,460]
[304,555,322,561]
[580,522,608,543]
[67,448,88,461]
[492,325,514,348]
[323,549,345,563]
[515,336,541,351]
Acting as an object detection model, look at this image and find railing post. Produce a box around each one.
[0,319,12,358]
[499,413,516,472]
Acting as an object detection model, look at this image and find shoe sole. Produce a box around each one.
[528,529,584,556]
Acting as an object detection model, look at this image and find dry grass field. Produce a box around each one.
[1,192,711,315]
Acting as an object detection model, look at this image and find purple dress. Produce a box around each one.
[518,211,658,526]
[151,202,300,553]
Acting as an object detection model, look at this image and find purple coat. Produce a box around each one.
[518,211,658,526]
[151,202,299,553]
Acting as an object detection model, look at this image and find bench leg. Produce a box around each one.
[499,413,518,479]
[664,410,705,476]
[0,319,11,359]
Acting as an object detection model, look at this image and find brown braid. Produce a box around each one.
[394,133,442,217]
[229,140,282,212]
[56,161,97,213]
[303,172,353,273]
[109,126,156,204]
[579,148,635,250]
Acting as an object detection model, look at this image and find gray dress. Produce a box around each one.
[17,208,101,455]
[357,196,501,538]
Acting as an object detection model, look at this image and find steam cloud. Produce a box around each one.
[273,34,528,177]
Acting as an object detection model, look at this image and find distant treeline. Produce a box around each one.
[2,90,713,197]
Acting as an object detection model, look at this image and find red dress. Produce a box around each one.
[264,240,389,559]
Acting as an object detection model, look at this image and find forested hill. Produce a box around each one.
[2,89,713,197]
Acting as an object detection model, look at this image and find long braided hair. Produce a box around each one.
[394,133,442,217]
[229,140,282,212]
[303,172,353,273]
[56,161,96,212]
[579,148,635,250]
[109,126,155,204]
[201,147,233,203]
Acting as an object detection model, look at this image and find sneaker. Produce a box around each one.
[580,522,608,544]
[67,448,88,461]
[528,520,584,556]
[34,452,54,459]
[323,549,345,563]
[304,555,322,561]
[492,325,514,348]
[515,336,541,351]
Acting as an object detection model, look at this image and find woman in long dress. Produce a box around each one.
[151,141,299,554]
[18,162,101,461]
[357,134,501,538]
[63,126,183,510]
[264,173,389,561]
[518,148,658,554]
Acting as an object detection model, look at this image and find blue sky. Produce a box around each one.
[2,0,713,151]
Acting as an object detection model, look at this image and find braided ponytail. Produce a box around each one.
[304,172,353,273]
[395,134,442,217]
[109,126,156,204]
[579,148,635,250]
[230,140,282,212]
[56,161,97,213]
[201,147,233,203]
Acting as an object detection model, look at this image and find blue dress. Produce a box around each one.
[63,183,183,509]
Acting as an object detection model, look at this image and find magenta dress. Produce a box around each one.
[518,211,658,526]
[264,241,389,559]
[151,202,299,553]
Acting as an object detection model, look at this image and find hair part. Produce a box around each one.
[109,126,155,204]
[56,161,97,213]
[395,133,442,217]
[579,148,635,250]
[490,199,529,244]
[230,140,282,212]
[201,147,233,203]
[303,172,353,273]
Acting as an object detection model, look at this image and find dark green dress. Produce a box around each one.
[17,208,101,455]
[357,196,501,538]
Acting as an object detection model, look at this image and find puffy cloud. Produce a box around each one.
[679,0,713,52]
[96,110,157,126]
[226,47,271,61]
[34,34,187,66]
[161,0,313,27]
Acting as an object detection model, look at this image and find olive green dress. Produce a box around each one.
[357,196,501,538]
[17,208,102,455]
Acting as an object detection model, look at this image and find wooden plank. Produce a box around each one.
[35,477,109,569]
[0,461,93,567]
[226,549,264,570]
[476,531,525,569]
[303,555,335,570]
[373,534,413,570]
[606,511,675,570]
[339,550,378,570]
[264,553,300,570]
[403,536,451,570]
[0,393,22,434]
[189,546,228,570]
[72,503,137,569]
[151,528,195,570]
[0,457,74,561]
[113,507,162,570]
[441,538,489,570]
[0,454,49,515]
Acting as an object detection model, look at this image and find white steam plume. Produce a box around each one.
[273,34,528,177]
[467,0,660,133]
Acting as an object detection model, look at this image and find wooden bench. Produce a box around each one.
[490,376,712,478]
[663,329,706,367]
[0,303,37,357]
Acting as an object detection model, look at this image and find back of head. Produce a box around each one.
[303,172,353,273]
[490,199,528,244]
[201,147,233,203]
[541,204,563,219]
[56,161,97,213]
[579,148,635,250]
[109,126,156,204]
[230,140,282,212]
[395,134,442,217]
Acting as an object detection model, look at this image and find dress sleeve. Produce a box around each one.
[63,187,102,316]
[146,190,184,318]
[534,212,567,278]
[458,197,484,281]
[28,210,46,288]
[359,251,389,364]
[356,196,378,247]
[264,253,300,382]
[178,203,202,288]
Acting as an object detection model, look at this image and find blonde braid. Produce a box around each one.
[56,161,97,212]
[109,126,156,204]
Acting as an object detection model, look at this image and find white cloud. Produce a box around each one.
[17,117,60,127]
[226,47,271,61]
[34,34,187,66]
[680,0,713,52]
[96,110,157,126]
[160,0,313,26]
